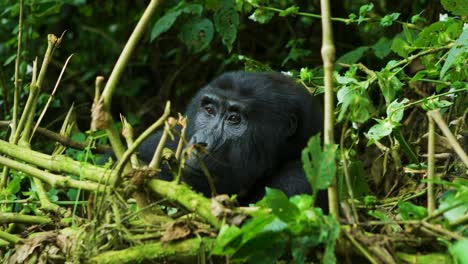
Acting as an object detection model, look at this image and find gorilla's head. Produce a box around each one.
[182,72,322,198]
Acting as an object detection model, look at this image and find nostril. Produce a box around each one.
[197,142,208,148]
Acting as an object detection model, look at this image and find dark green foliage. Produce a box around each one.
[0,0,467,262]
[212,189,339,263]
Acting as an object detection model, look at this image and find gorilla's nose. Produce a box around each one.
[189,133,212,151]
[196,142,208,148]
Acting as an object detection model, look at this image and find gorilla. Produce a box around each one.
[137,71,325,206]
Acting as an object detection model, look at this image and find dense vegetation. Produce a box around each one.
[0,0,466,263]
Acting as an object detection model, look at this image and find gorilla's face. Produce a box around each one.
[181,73,302,197]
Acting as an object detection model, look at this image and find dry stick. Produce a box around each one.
[111,101,170,186]
[340,124,359,223]
[0,121,110,153]
[428,110,468,167]
[149,120,173,169]
[320,0,339,217]
[20,34,60,147]
[175,117,188,160]
[342,229,379,264]
[31,54,74,140]
[100,0,161,161]
[53,105,76,155]
[121,115,140,168]
[427,112,436,214]
[33,106,76,213]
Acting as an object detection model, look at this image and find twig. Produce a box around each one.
[0,138,109,183]
[426,112,436,214]
[428,110,468,167]
[0,213,52,225]
[31,54,74,140]
[149,119,174,169]
[0,230,22,244]
[112,101,171,186]
[0,121,111,153]
[340,123,359,222]
[121,115,140,168]
[0,155,100,192]
[101,0,161,160]
[421,221,464,240]
[342,228,379,264]
[12,0,24,137]
[19,34,61,147]
[320,0,339,217]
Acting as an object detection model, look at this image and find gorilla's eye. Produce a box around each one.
[204,106,215,116]
[227,113,241,124]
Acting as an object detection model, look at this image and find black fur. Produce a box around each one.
[137,72,325,207]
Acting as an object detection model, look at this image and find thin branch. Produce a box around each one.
[428,110,468,167]
[320,0,339,217]
[427,112,436,214]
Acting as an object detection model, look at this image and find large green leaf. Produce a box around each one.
[150,2,203,41]
[214,0,239,52]
[441,27,468,78]
[179,18,214,53]
[302,134,337,195]
[441,0,468,16]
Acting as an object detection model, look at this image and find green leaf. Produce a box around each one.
[386,98,409,123]
[214,0,239,52]
[411,11,427,24]
[414,20,463,48]
[344,160,371,198]
[4,175,23,196]
[380,12,400,27]
[391,37,411,58]
[359,3,374,16]
[211,225,243,255]
[3,54,16,66]
[441,27,468,78]
[302,134,337,195]
[371,37,392,59]
[249,8,274,24]
[335,46,369,70]
[449,239,468,264]
[299,67,314,83]
[150,3,203,41]
[336,82,374,123]
[438,189,468,224]
[441,0,468,16]
[263,188,300,223]
[376,68,404,103]
[398,201,428,220]
[234,232,287,264]
[179,18,214,53]
[367,119,394,145]
[282,48,312,66]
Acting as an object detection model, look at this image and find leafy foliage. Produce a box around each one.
[212,189,339,263]
[0,0,467,263]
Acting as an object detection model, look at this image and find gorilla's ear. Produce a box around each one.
[287,114,298,137]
